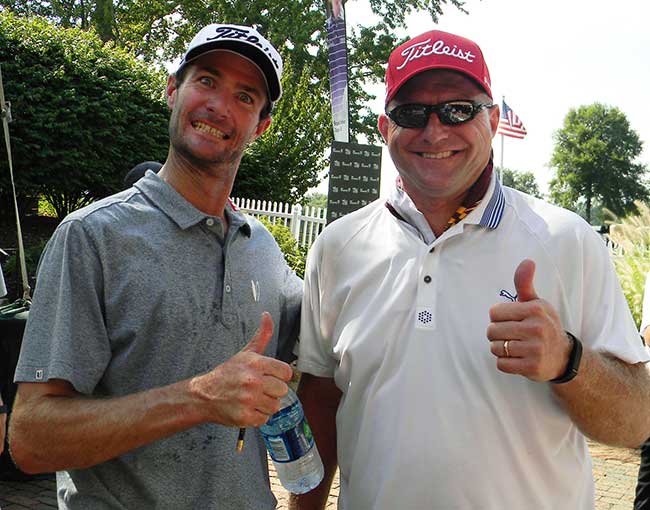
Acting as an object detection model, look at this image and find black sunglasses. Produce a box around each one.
[386,100,497,129]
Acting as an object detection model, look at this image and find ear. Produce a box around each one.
[489,103,500,137]
[378,114,390,143]
[253,116,272,139]
[166,74,178,110]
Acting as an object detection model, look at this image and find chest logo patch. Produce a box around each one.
[415,307,435,330]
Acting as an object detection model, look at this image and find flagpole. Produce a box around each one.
[499,96,505,175]
[500,134,504,169]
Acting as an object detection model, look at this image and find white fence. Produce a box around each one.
[231,197,327,247]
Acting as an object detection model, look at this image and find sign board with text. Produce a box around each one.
[327,142,382,224]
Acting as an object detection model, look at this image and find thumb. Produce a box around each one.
[514,259,538,302]
[242,312,274,354]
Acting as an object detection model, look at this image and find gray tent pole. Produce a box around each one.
[0,64,31,301]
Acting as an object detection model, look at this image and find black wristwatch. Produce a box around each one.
[550,331,583,384]
[0,404,7,415]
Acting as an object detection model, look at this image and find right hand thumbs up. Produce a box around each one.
[241,311,274,355]
[192,312,291,427]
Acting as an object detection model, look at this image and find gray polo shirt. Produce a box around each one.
[15,171,302,509]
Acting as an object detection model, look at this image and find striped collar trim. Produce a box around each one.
[477,176,505,229]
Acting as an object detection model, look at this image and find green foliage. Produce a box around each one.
[606,201,650,327]
[258,216,307,279]
[3,238,47,295]
[1,0,467,143]
[0,12,169,219]
[549,103,649,224]
[38,196,58,217]
[499,167,542,199]
[234,57,330,202]
[302,192,328,209]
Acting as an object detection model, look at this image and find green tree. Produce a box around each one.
[549,103,649,224]
[234,57,330,202]
[0,12,169,219]
[499,167,542,199]
[302,192,328,209]
[1,0,467,142]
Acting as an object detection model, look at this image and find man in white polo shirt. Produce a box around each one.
[291,29,650,510]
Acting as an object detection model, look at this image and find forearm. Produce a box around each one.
[552,347,650,447]
[10,379,203,473]
[289,374,341,510]
[0,414,5,456]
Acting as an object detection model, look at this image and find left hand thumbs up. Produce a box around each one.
[514,259,538,302]
[488,259,571,381]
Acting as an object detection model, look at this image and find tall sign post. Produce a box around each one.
[325,1,382,222]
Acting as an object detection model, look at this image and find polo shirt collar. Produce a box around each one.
[135,170,252,236]
[464,172,506,229]
[387,172,506,241]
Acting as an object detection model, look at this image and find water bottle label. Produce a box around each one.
[262,410,315,463]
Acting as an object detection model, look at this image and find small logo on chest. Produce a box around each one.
[499,289,517,302]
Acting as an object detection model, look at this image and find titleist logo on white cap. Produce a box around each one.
[205,25,281,71]
[396,38,476,71]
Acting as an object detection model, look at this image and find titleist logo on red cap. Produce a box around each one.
[384,29,492,104]
[396,38,476,71]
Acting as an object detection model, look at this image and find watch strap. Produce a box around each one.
[0,404,8,415]
[550,331,583,384]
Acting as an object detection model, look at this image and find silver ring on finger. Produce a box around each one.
[503,340,511,358]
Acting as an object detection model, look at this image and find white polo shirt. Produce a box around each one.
[298,175,649,510]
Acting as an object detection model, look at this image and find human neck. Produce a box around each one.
[159,151,238,219]
[405,187,467,237]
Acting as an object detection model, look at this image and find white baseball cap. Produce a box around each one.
[177,24,283,103]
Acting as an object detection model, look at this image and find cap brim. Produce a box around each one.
[182,41,281,102]
[386,64,492,105]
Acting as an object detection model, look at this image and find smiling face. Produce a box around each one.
[166,50,271,177]
[378,70,499,209]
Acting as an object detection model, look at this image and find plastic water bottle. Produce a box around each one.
[260,387,324,494]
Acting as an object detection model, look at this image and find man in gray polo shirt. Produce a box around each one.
[9,24,301,510]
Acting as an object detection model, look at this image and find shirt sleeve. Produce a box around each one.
[14,219,112,394]
[275,263,302,363]
[296,238,337,377]
[575,225,650,363]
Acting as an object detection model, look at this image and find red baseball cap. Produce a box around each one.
[384,29,492,106]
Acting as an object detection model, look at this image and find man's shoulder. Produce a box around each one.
[502,187,594,241]
[62,189,141,227]
[315,199,385,249]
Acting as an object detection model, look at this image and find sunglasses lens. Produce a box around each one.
[440,102,476,124]
[393,105,429,128]
[388,101,488,128]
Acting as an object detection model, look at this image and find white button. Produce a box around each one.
[206,218,215,226]
[225,285,231,293]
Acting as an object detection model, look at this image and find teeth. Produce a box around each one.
[193,121,228,139]
[421,151,454,159]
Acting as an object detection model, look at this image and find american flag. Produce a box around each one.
[497,100,527,139]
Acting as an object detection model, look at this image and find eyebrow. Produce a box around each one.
[196,65,265,100]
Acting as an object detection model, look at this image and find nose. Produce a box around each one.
[420,111,449,143]
[205,89,230,117]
